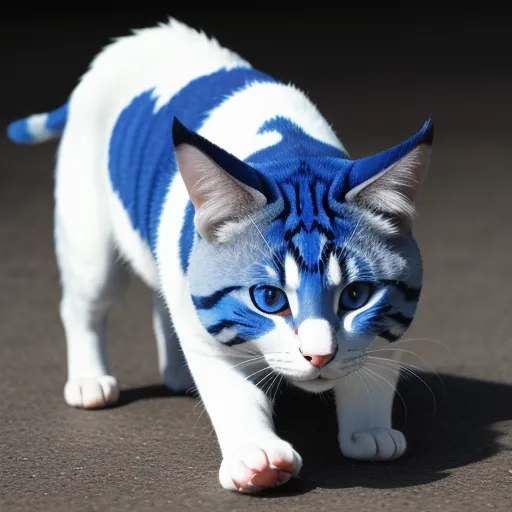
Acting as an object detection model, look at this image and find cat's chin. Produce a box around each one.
[290,377,337,393]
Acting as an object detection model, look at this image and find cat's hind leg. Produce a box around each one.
[54,118,129,410]
[152,292,194,393]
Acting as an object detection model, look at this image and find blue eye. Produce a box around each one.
[250,285,290,315]
[339,282,375,311]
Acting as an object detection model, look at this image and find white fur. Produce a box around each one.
[50,18,405,492]
[327,253,342,286]
[27,113,55,143]
[198,81,346,160]
[284,255,300,316]
[335,352,407,461]
[298,318,335,356]
[346,256,359,282]
[284,254,300,290]
[215,327,239,344]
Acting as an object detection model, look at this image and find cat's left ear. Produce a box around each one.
[172,118,269,243]
[344,118,433,233]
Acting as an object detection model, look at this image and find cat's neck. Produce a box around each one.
[197,77,347,164]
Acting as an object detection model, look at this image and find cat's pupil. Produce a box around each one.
[348,288,358,302]
[264,288,278,305]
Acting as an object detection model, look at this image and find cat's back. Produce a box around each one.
[69,18,250,135]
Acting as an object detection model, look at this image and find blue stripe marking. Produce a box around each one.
[7,118,34,144]
[108,67,278,263]
[46,103,69,132]
[7,103,69,144]
[191,286,242,310]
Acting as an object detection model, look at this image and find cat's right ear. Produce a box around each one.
[172,118,268,243]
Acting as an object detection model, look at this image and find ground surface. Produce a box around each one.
[1,8,511,512]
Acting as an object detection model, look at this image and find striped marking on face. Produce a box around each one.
[284,254,300,316]
[346,256,359,282]
[343,287,387,334]
[215,326,239,343]
[327,253,342,286]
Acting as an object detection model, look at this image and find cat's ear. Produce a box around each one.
[344,118,433,234]
[172,118,268,243]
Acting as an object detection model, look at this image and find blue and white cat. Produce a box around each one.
[7,18,432,493]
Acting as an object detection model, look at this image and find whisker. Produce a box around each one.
[275,374,285,401]
[366,347,443,387]
[267,372,282,404]
[342,215,363,257]
[387,337,451,353]
[262,370,277,397]
[367,355,445,396]
[255,368,276,390]
[319,389,331,408]
[244,365,272,382]
[227,355,267,371]
[192,399,209,432]
[270,374,283,404]
[399,365,438,416]
[247,215,282,267]
[355,370,374,428]
[362,365,408,423]
[367,359,438,416]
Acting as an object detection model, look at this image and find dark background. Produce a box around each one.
[1,6,511,512]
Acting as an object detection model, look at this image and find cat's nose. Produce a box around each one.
[297,318,337,369]
[301,352,335,369]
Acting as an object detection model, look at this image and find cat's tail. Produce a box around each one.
[7,103,69,145]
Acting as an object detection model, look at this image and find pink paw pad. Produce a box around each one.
[219,441,302,493]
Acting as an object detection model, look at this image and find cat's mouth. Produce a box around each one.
[266,355,366,392]
[293,359,366,389]
[291,375,336,392]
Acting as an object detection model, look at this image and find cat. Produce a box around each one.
[7,18,432,493]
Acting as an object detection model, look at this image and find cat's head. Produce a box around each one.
[173,117,432,392]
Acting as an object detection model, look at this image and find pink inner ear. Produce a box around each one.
[174,142,267,242]
[344,142,432,235]
[175,143,214,210]
[396,143,431,203]
[348,143,431,205]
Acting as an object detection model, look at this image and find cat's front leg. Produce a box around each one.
[185,345,302,493]
[334,363,406,461]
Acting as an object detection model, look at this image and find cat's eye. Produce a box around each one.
[339,282,375,311]
[250,285,291,315]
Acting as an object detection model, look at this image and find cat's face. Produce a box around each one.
[188,175,422,393]
[175,117,432,393]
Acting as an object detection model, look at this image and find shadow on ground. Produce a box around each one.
[119,372,512,496]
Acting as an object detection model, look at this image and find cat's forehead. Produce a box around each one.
[263,165,359,276]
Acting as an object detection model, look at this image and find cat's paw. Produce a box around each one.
[340,427,406,461]
[219,439,302,493]
[64,376,120,409]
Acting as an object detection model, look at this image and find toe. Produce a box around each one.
[98,376,120,405]
[219,440,301,493]
[372,428,398,460]
[64,381,83,408]
[265,439,301,475]
[64,377,119,409]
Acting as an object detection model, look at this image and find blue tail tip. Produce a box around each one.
[6,118,33,144]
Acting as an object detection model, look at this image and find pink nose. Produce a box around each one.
[301,353,335,369]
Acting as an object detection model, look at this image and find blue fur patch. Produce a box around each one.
[108,66,278,258]
[7,103,68,144]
